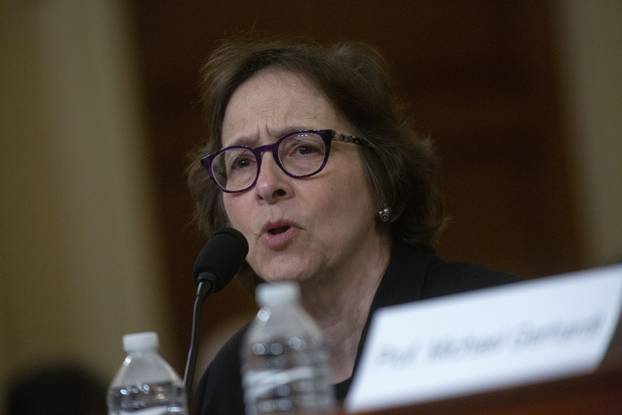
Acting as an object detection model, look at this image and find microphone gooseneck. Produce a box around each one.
[184,227,248,397]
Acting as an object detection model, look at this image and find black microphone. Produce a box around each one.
[184,227,248,396]
[192,227,249,296]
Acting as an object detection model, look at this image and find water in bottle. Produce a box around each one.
[241,282,336,415]
[107,332,187,415]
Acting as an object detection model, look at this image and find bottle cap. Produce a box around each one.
[256,281,299,306]
[123,332,159,352]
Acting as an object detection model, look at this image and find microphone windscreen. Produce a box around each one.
[192,227,249,292]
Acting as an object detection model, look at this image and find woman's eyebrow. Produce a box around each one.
[223,134,259,148]
[225,125,315,147]
[268,125,313,138]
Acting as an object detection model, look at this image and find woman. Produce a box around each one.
[187,39,516,414]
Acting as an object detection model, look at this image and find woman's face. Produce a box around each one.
[221,68,382,283]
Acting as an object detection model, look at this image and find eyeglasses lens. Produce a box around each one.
[278,132,326,176]
[212,147,257,192]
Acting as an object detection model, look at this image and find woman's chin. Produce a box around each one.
[261,273,305,284]
[253,256,315,284]
[258,266,312,284]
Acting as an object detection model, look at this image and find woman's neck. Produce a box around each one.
[299,231,391,383]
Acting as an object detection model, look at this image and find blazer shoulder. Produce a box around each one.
[422,259,520,299]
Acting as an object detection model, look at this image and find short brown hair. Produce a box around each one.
[187,39,445,279]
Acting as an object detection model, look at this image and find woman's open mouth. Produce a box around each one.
[268,225,290,235]
[261,222,298,250]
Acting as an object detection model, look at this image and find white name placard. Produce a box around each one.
[345,264,622,413]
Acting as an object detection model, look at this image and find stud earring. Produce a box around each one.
[377,206,392,223]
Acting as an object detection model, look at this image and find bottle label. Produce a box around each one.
[117,409,169,415]
[244,366,315,399]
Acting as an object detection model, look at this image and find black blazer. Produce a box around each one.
[194,240,518,415]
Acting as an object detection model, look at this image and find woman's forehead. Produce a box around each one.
[220,68,344,147]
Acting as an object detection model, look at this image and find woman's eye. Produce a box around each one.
[230,156,254,170]
[294,144,319,155]
[287,139,324,157]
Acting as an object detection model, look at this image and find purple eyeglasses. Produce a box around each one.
[201,129,368,193]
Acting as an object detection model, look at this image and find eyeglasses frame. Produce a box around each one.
[200,129,368,193]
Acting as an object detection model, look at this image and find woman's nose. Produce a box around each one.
[254,153,293,203]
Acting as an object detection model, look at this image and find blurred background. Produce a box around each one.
[1,0,620,412]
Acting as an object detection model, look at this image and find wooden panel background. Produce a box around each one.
[127,0,583,369]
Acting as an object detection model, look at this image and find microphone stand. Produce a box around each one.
[182,227,248,409]
[183,277,212,399]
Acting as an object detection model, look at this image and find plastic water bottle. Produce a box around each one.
[241,282,336,415]
[107,332,187,415]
